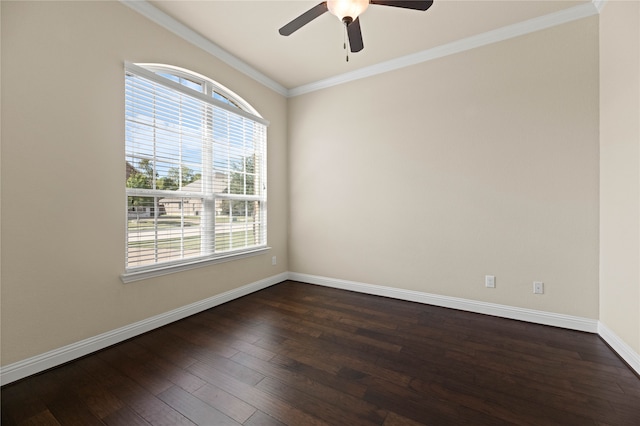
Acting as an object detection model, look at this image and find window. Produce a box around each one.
[123,62,268,281]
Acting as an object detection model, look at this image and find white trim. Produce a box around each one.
[121,247,271,283]
[593,0,608,14]
[0,272,288,385]
[119,0,288,97]
[598,321,640,376]
[288,1,600,96]
[121,1,603,98]
[288,272,599,333]
[139,63,262,117]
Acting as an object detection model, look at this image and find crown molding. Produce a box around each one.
[119,0,289,97]
[121,1,602,98]
[593,0,608,13]
[289,1,601,96]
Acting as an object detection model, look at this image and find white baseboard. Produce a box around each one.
[288,272,599,332]
[3,270,638,385]
[598,321,640,375]
[0,272,288,386]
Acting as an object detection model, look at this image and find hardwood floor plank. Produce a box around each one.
[363,374,509,425]
[208,304,265,328]
[196,353,265,386]
[43,395,105,426]
[191,383,257,423]
[255,312,325,339]
[19,410,62,426]
[134,329,201,369]
[165,320,242,358]
[145,327,266,388]
[243,410,287,426]
[263,330,407,388]
[233,351,385,422]
[374,348,486,389]
[122,341,208,393]
[226,338,278,362]
[409,374,600,425]
[313,320,403,353]
[268,353,369,398]
[233,350,369,399]
[145,329,237,368]
[187,361,330,426]
[250,294,312,315]
[252,290,403,333]
[253,336,343,375]
[187,312,264,344]
[97,344,174,396]
[157,385,241,426]
[328,349,412,386]
[102,407,151,426]
[107,382,197,426]
[74,380,125,420]
[618,375,640,397]
[255,375,383,426]
[383,411,431,426]
[0,378,50,424]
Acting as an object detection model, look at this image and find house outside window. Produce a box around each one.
[123,63,268,281]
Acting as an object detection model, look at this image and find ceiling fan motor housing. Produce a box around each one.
[327,0,370,21]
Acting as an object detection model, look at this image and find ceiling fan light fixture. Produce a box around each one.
[278,0,433,54]
[327,0,370,22]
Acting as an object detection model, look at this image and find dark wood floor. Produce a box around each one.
[2,280,639,425]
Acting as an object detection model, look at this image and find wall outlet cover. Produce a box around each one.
[485,275,496,288]
[533,281,544,294]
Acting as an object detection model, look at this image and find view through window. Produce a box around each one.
[124,63,268,273]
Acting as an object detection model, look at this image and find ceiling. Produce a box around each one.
[143,1,595,91]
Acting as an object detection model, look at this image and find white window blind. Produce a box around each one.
[124,62,267,274]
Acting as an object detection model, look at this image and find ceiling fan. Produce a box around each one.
[279,0,434,54]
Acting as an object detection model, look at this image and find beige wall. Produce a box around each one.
[1,1,288,365]
[599,0,640,353]
[5,0,638,372]
[288,17,600,318]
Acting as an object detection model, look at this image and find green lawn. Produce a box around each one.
[127,216,200,230]
[127,230,256,252]
[127,215,250,230]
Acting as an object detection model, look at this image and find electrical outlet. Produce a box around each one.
[272,256,277,266]
[533,281,544,294]
[485,275,496,288]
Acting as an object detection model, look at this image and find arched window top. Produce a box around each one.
[137,63,261,118]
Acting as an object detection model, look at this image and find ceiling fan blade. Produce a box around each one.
[279,2,329,36]
[346,17,364,53]
[370,0,433,11]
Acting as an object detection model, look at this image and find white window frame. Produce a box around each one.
[122,62,269,283]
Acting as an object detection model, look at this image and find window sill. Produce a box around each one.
[120,246,271,284]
